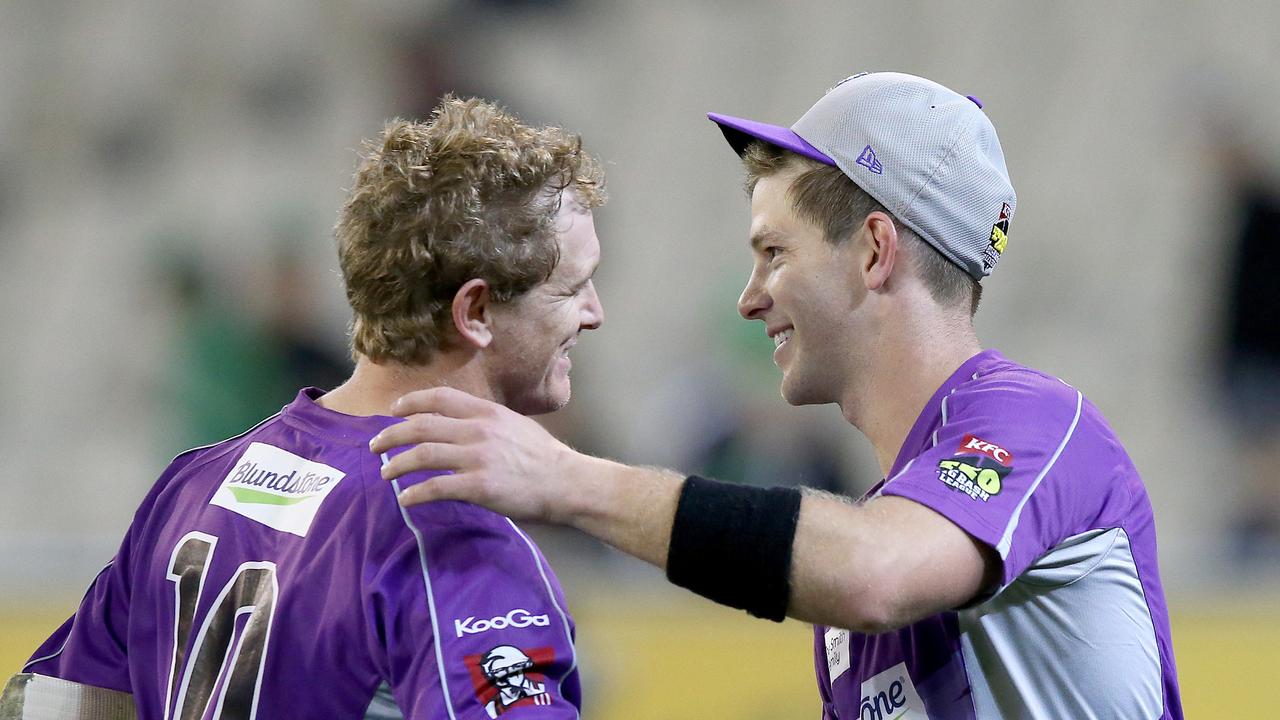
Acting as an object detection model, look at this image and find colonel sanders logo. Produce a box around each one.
[465,645,555,718]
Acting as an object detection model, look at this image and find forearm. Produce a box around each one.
[786,491,895,630]
[786,493,997,632]
[559,454,684,570]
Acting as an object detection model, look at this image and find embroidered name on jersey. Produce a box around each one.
[824,627,851,684]
[209,442,345,536]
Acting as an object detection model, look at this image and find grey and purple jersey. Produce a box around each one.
[815,350,1182,719]
[16,389,580,719]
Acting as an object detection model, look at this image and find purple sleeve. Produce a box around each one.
[23,453,200,693]
[364,465,581,719]
[879,379,1095,589]
[22,561,131,692]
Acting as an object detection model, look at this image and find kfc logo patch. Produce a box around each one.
[465,645,556,718]
[939,434,1014,502]
[956,434,1013,466]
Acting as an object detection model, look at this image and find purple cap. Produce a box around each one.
[707,112,836,167]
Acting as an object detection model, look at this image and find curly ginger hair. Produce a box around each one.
[335,96,606,365]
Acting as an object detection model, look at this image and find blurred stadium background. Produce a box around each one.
[2,1,1279,717]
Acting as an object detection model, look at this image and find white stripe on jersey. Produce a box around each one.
[389,470,460,720]
[504,518,580,720]
[996,390,1084,557]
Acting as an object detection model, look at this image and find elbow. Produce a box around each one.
[853,611,911,636]
[830,558,915,635]
[843,591,910,636]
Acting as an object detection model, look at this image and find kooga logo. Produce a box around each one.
[455,608,550,638]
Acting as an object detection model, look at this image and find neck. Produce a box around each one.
[318,351,492,417]
[841,313,982,478]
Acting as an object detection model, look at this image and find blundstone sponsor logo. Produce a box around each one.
[456,609,551,638]
[224,461,336,505]
[210,442,345,537]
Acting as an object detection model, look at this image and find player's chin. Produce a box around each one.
[517,383,572,416]
[779,374,822,407]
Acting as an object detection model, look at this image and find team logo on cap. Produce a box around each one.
[982,202,1011,272]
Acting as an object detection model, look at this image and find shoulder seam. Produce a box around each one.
[166,409,286,471]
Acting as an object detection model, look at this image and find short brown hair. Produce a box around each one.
[742,141,979,315]
[335,97,606,364]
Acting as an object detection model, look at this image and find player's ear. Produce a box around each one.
[451,278,494,349]
[860,210,899,291]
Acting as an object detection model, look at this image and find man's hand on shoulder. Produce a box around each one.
[369,387,584,524]
[370,386,684,568]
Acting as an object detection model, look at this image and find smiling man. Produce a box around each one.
[371,73,1182,719]
[1,97,603,719]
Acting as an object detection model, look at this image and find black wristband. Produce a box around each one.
[665,475,802,622]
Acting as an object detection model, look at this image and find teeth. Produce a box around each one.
[773,329,793,347]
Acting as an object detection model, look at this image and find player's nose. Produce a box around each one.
[580,280,603,330]
[737,272,770,321]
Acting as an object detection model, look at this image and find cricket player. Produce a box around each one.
[0,97,603,719]
[371,73,1183,718]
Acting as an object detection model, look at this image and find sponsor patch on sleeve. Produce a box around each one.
[936,434,1013,502]
[464,645,557,718]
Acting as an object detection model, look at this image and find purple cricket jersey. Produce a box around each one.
[814,350,1182,719]
[19,388,581,719]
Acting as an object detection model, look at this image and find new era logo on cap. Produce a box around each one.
[856,145,883,174]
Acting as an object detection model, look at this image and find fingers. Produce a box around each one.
[369,412,472,455]
[395,472,481,507]
[390,386,501,420]
[378,441,471,480]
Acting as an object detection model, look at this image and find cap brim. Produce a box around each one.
[707,112,836,167]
